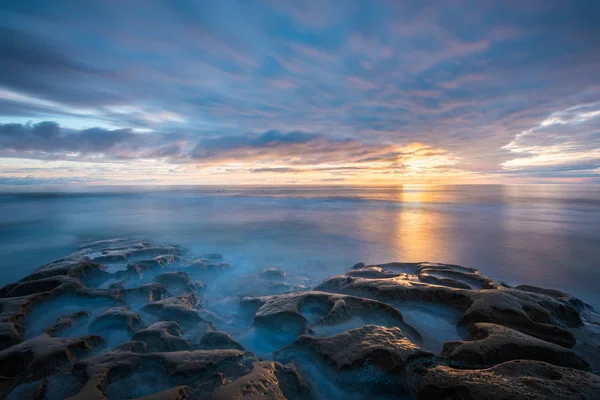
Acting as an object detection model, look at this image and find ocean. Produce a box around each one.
[1,184,599,309]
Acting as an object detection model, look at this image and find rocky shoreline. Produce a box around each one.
[0,239,599,399]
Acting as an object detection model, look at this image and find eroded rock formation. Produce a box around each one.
[0,240,598,399]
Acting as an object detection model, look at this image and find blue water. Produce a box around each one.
[1,184,599,309]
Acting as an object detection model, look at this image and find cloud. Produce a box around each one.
[0,26,119,106]
[0,121,183,161]
[0,120,468,183]
[502,102,600,174]
[1,1,600,183]
[191,130,377,164]
[190,129,464,179]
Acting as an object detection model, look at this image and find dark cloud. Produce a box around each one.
[191,130,379,164]
[0,121,138,154]
[0,121,189,162]
[194,130,318,155]
[0,26,119,106]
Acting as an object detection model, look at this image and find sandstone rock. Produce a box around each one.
[245,291,421,342]
[0,276,73,298]
[2,241,598,400]
[125,255,183,278]
[318,262,582,348]
[442,322,590,370]
[418,274,471,289]
[46,311,90,336]
[90,307,144,334]
[153,271,197,295]
[75,239,185,264]
[0,322,22,351]
[14,258,110,286]
[133,386,191,400]
[0,333,105,395]
[419,359,600,400]
[132,321,191,352]
[276,325,431,374]
[119,282,168,304]
[260,268,287,281]
[68,349,251,400]
[113,340,148,353]
[186,259,231,276]
[199,331,244,351]
[140,294,205,327]
[202,253,224,261]
[515,284,592,312]
[211,361,312,400]
[351,262,365,269]
[461,288,579,347]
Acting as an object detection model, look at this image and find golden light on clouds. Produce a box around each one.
[0,140,485,185]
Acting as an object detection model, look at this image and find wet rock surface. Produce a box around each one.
[419,360,600,400]
[0,240,598,399]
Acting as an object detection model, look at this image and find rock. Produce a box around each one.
[90,307,143,334]
[46,311,90,336]
[417,263,496,289]
[244,291,421,342]
[346,266,402,279]
[211,361,312,400]
[419,360,600,400]
[1,240,598,399]
[108,282,125,290]
[199,331,244,351]
[201,253,224,261]
[352,262,365,270]
[461,289,579,348]
[132,386,190,400]
[442,322,590,370]
[113,340,147,353]
[140,294,205,326]
[3,372,85,400]
[92,254,128,264]
[0,274,121,353]
[276,325,434,398]
[132,321,191,352]
[260,268,287,281]
[75,239,186,264]
[277,325,431,374]
[69,349,251,400]
[0,333,105,393]
[153,272,197,295]
[318,262,582,348]
[0,322,22,351]
[186,259,231,277]
[13,258,110,286]
[119,282,168,304]
[316,267,474,309]
[515,284,592,312]
[419,274,471,289]
[125,255,183,278]
[154,271,193,286]
[0,276,74,298]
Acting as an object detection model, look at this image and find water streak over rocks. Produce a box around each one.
[0,239,599,399]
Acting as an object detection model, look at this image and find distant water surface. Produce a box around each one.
[0,184,598,309]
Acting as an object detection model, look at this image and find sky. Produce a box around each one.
[0,0,599,186]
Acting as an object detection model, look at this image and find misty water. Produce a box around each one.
[1,184,599,310]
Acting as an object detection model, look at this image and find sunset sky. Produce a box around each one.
[1,0,599,185]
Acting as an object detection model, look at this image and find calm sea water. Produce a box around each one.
[1,185,599,309]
